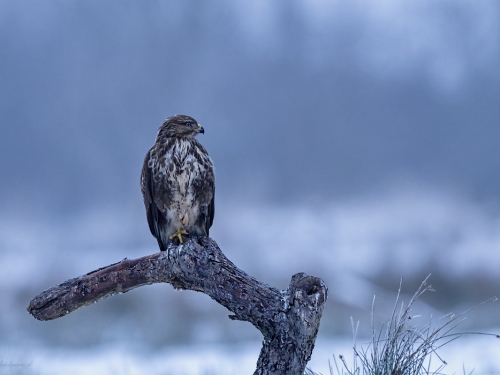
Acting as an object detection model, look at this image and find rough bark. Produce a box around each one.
[27,237,328,375]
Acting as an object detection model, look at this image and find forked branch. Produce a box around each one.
[27,237,328,375]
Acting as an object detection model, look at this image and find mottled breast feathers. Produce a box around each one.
[141,115,215,250]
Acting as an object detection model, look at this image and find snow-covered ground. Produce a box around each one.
[2,335,500,375]
[4,186,500,289]
[2,187,500,373]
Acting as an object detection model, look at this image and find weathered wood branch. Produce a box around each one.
[27,237,328,375]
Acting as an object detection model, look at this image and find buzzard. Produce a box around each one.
[141,115,215,250]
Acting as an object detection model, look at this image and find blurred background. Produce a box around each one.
[1,0,500,374]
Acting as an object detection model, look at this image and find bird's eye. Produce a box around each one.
[185,121,194,127]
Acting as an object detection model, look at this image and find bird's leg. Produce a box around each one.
[169,229,188,244]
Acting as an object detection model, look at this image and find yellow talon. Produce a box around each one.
[182,216,187,225]
[169,229,188,244]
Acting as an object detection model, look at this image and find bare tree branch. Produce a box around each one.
[27,237,328,375]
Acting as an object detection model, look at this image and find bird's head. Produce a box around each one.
[157,115,204,139]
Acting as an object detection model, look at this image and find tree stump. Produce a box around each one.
[27,237,328,375]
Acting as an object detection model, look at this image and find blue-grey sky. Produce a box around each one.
[1,0,500,220]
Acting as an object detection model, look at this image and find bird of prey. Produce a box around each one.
[141,115,215,250]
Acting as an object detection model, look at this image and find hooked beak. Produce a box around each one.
[198,124,205,134]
